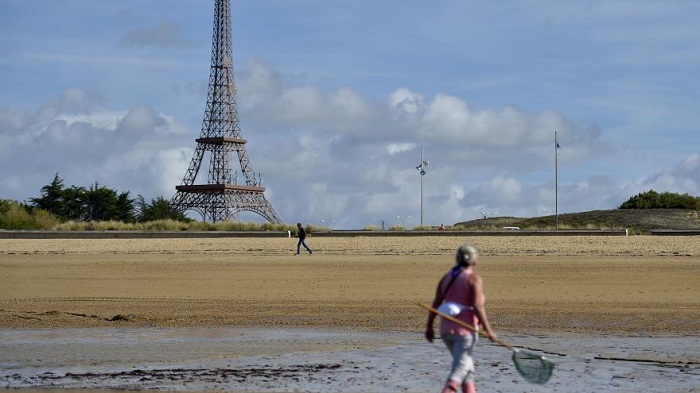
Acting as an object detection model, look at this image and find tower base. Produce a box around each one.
[171,184,284,223]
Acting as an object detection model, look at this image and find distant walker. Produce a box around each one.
[295,223,313,255]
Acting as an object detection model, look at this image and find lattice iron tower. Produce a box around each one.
[170,0,284,223]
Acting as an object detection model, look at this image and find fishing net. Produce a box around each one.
[512,349,555,384]
[418,302,556,384]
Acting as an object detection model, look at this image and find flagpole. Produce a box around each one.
[416,146,429,227]
[420,146,424,226]
[555,131,559,230]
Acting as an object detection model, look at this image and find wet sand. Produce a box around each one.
[2,327,698,392]
[1,235,699,391]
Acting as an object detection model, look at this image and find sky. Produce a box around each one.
[1,1,698,229]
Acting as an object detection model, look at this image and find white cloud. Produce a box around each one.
[389,88,424,117]
[120,21,189,48]
[306,182,350,220]
[0,89,193,202]
[420,93,573,147]
[1,2,697,228]
[476,176,523,206]
[386,143,415,155]
[2,68,697,228]
[116,105,168,136]
[627,153,700,196]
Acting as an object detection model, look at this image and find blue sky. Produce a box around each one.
[1,0,698,229]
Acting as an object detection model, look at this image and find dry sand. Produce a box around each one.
[1,235,699,392]
[1,235,698,333]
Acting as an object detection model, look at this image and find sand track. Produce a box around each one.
[1,236,698,334]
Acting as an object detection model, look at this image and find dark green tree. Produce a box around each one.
[30,173,67,218]
[620,190,700,209]
[136,195,189,222]
[84,183,119,221]
[116,192,136,223]
[82,183,136,222]
[31,175,137,221]
[30,174,87,220]
[30,175,191,223]
[63,185,87,220]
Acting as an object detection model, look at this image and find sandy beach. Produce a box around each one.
[1,235,698,391]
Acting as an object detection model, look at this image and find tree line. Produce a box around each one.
[619,190,700,210]
[1,175,699,230]
[9,174,187,226]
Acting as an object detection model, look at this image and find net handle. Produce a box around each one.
[419,302,514,350]
[421,302,554,385]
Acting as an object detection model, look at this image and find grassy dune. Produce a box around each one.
[455,209,700,233]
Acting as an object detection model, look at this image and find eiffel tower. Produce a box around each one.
[170,0,284,223]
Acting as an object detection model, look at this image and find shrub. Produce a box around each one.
[620,190,699,209]
[0,199,59,230]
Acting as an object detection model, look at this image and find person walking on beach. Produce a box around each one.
[295,222,313,255]
[425,243,497,393]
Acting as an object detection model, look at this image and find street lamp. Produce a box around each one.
[320,218,335,229]
[395,215,412,229]
[415,146,429,226]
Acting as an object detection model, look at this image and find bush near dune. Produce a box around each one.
[454,209,699,233]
